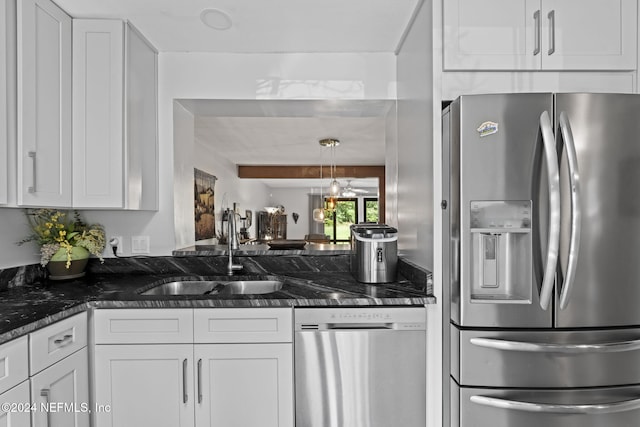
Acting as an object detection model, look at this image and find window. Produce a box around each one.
[324,198,358,243]
[364,198,379,223]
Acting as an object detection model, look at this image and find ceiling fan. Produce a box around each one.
[341,180,368,197]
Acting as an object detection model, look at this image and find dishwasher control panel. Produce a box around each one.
[294,307,426,331]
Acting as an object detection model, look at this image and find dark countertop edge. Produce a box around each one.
[172,249,352,256]
[0,296,436,346]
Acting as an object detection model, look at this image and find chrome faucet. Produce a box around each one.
[226,208,243,275]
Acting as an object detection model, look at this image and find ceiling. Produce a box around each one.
[180,99,394,190]
[53,0,421,54]
[181,99,393,166]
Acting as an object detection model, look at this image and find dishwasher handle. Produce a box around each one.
[327,323,394,330]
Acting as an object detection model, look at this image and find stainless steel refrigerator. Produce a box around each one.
[442,93,640,427]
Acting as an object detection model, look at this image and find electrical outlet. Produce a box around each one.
[109,236,123,255]
[131,235,150,254]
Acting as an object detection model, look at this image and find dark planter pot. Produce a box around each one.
[46,258,89,281]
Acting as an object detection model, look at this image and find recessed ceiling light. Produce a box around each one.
[200,8,233,31]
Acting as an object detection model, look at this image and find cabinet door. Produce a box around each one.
[72,19,124,208]
[94,344,194,427]
[30,348,89,427]
[194,344,293,427]
[17,0,71,207]
[0,0,8,205]
[0,381,31,427]
[541,0,637,70]
[443,0,541,70]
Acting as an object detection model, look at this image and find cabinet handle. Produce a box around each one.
[40,388,51,427]
[27,151,36,193]
[197,358,203,404]
[547,10,556,55]
[182,359,188,404]
[533,10,541,55]
[53,334,73,346]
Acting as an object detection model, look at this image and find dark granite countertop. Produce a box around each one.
[0,256,435,344]
[173,243,352,256]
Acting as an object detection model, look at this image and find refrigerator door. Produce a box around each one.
[555,93,640,328]
[449,93,554,328]
[454,382,640,427]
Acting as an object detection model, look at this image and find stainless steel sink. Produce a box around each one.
[140,278,283,296]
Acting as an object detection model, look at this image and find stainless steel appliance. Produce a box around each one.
[256,210,287,241]
[294,307,426,427]
[350,224,398,283]
[442,93,640,427]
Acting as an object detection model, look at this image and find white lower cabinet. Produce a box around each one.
[30,348,89,427]
[93,308,294,427]
[94,344,195,427]
[194,344,293,427]
[0,381,31,427]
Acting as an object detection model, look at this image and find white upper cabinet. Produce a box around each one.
[72,19,158,210]
[444,0,637,71]
[72,19,124,208]
[125,22,158,210]
[541,0,637,70]
[0,0,9,205]
[17,0,72,207]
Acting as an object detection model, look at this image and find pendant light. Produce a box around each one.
[312,161,325,223]
[319,138,341,196]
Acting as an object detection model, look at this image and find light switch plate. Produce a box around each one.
[131,236,150,254]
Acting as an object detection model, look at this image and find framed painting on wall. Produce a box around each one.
[194,168,217,241]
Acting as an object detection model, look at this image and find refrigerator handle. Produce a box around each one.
[558,111,581,310]
[471,395,640,414]
[470,337,640,354]
[538,111,560,310]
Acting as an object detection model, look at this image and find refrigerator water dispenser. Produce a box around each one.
[470,201,532,303]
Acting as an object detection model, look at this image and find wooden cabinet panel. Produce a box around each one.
[72,19,124,208]
[0,381,31,427]
[194,307,292,344]
[94,344,195,427]
[30,348,90,427]
[541,0,637,70]
[444,0,540,70]
[0,336,28,396]
[94,308,194,344]
[29,312,87,375]
[444,0,637,71]
[17,0,71,206]
[194,343,294,427]
[72,20,158,210]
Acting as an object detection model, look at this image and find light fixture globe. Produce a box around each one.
[329,179,341,196]
[312,208,325,222]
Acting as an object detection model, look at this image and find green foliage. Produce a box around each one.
[365,200,379,222]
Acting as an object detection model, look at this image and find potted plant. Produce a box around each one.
[18,209,106,280]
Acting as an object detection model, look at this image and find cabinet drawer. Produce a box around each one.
[0,336,29,395]
[29,312,87,375]
[194,308,292,343]
[94,309,193,344]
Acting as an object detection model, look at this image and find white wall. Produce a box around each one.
[0,52,396,268]
[396,3,441,427]
[268,187,311,240]
[396,0,434,271]
[384,103,398,227]
[173,101,272,248]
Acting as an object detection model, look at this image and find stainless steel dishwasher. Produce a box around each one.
[294,307,426,427]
